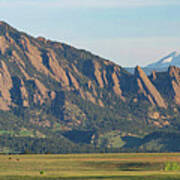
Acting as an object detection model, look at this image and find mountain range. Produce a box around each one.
[0,21,180,153]
[126,51,180,74]
[147,51,180,68]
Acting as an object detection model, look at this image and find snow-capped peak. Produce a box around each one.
[162,56,173,64]
[146,51,180,68]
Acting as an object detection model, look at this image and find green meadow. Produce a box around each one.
[1,153,180,179]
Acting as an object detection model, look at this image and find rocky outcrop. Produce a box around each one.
[34,79,48,99]
[0,36,9,55]
[47,49,70,86]
[102,70,108,85]
[33,79,49,105]
[135,66,167,108]
[68,72,80,90]
[151,71,157,81]
[20,80,29,107]
[168,66,180,105]
[79,89,96,104]
[111,71,125,101]
[94,62,104,88]
[0,61,13,110]
[23,36,50,76]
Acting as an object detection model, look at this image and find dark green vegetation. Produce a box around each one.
[0,21,180,153]
[164,162,180,171]
[2,131,180,154]
[0,154,180,180]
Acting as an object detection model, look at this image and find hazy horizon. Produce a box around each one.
[0,0,180,67]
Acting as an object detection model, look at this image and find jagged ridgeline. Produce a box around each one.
[1,21,180,153]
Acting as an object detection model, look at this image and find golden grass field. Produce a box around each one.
[1,153,180,179]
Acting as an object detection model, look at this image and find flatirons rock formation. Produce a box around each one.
[0,21,180,153]
[135,66,167,108]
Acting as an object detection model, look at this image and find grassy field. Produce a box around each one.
[0,153,180,179]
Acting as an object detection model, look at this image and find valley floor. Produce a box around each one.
[0,153,180,179]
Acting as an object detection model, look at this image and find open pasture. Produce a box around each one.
[0,153,180,179]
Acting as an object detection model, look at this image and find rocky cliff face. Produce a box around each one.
[168,66,180,105]
[135,66,167,108]
[0,21,130,112]
[0,21,180,145]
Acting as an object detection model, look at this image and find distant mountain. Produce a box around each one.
[1,21,180,153]
[125,51,180,75]
[147,51,180,68]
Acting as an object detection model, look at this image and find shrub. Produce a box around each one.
[40,170,44,175]
[164,162,180,171]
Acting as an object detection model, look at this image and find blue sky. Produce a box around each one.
[0,0,180,66]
